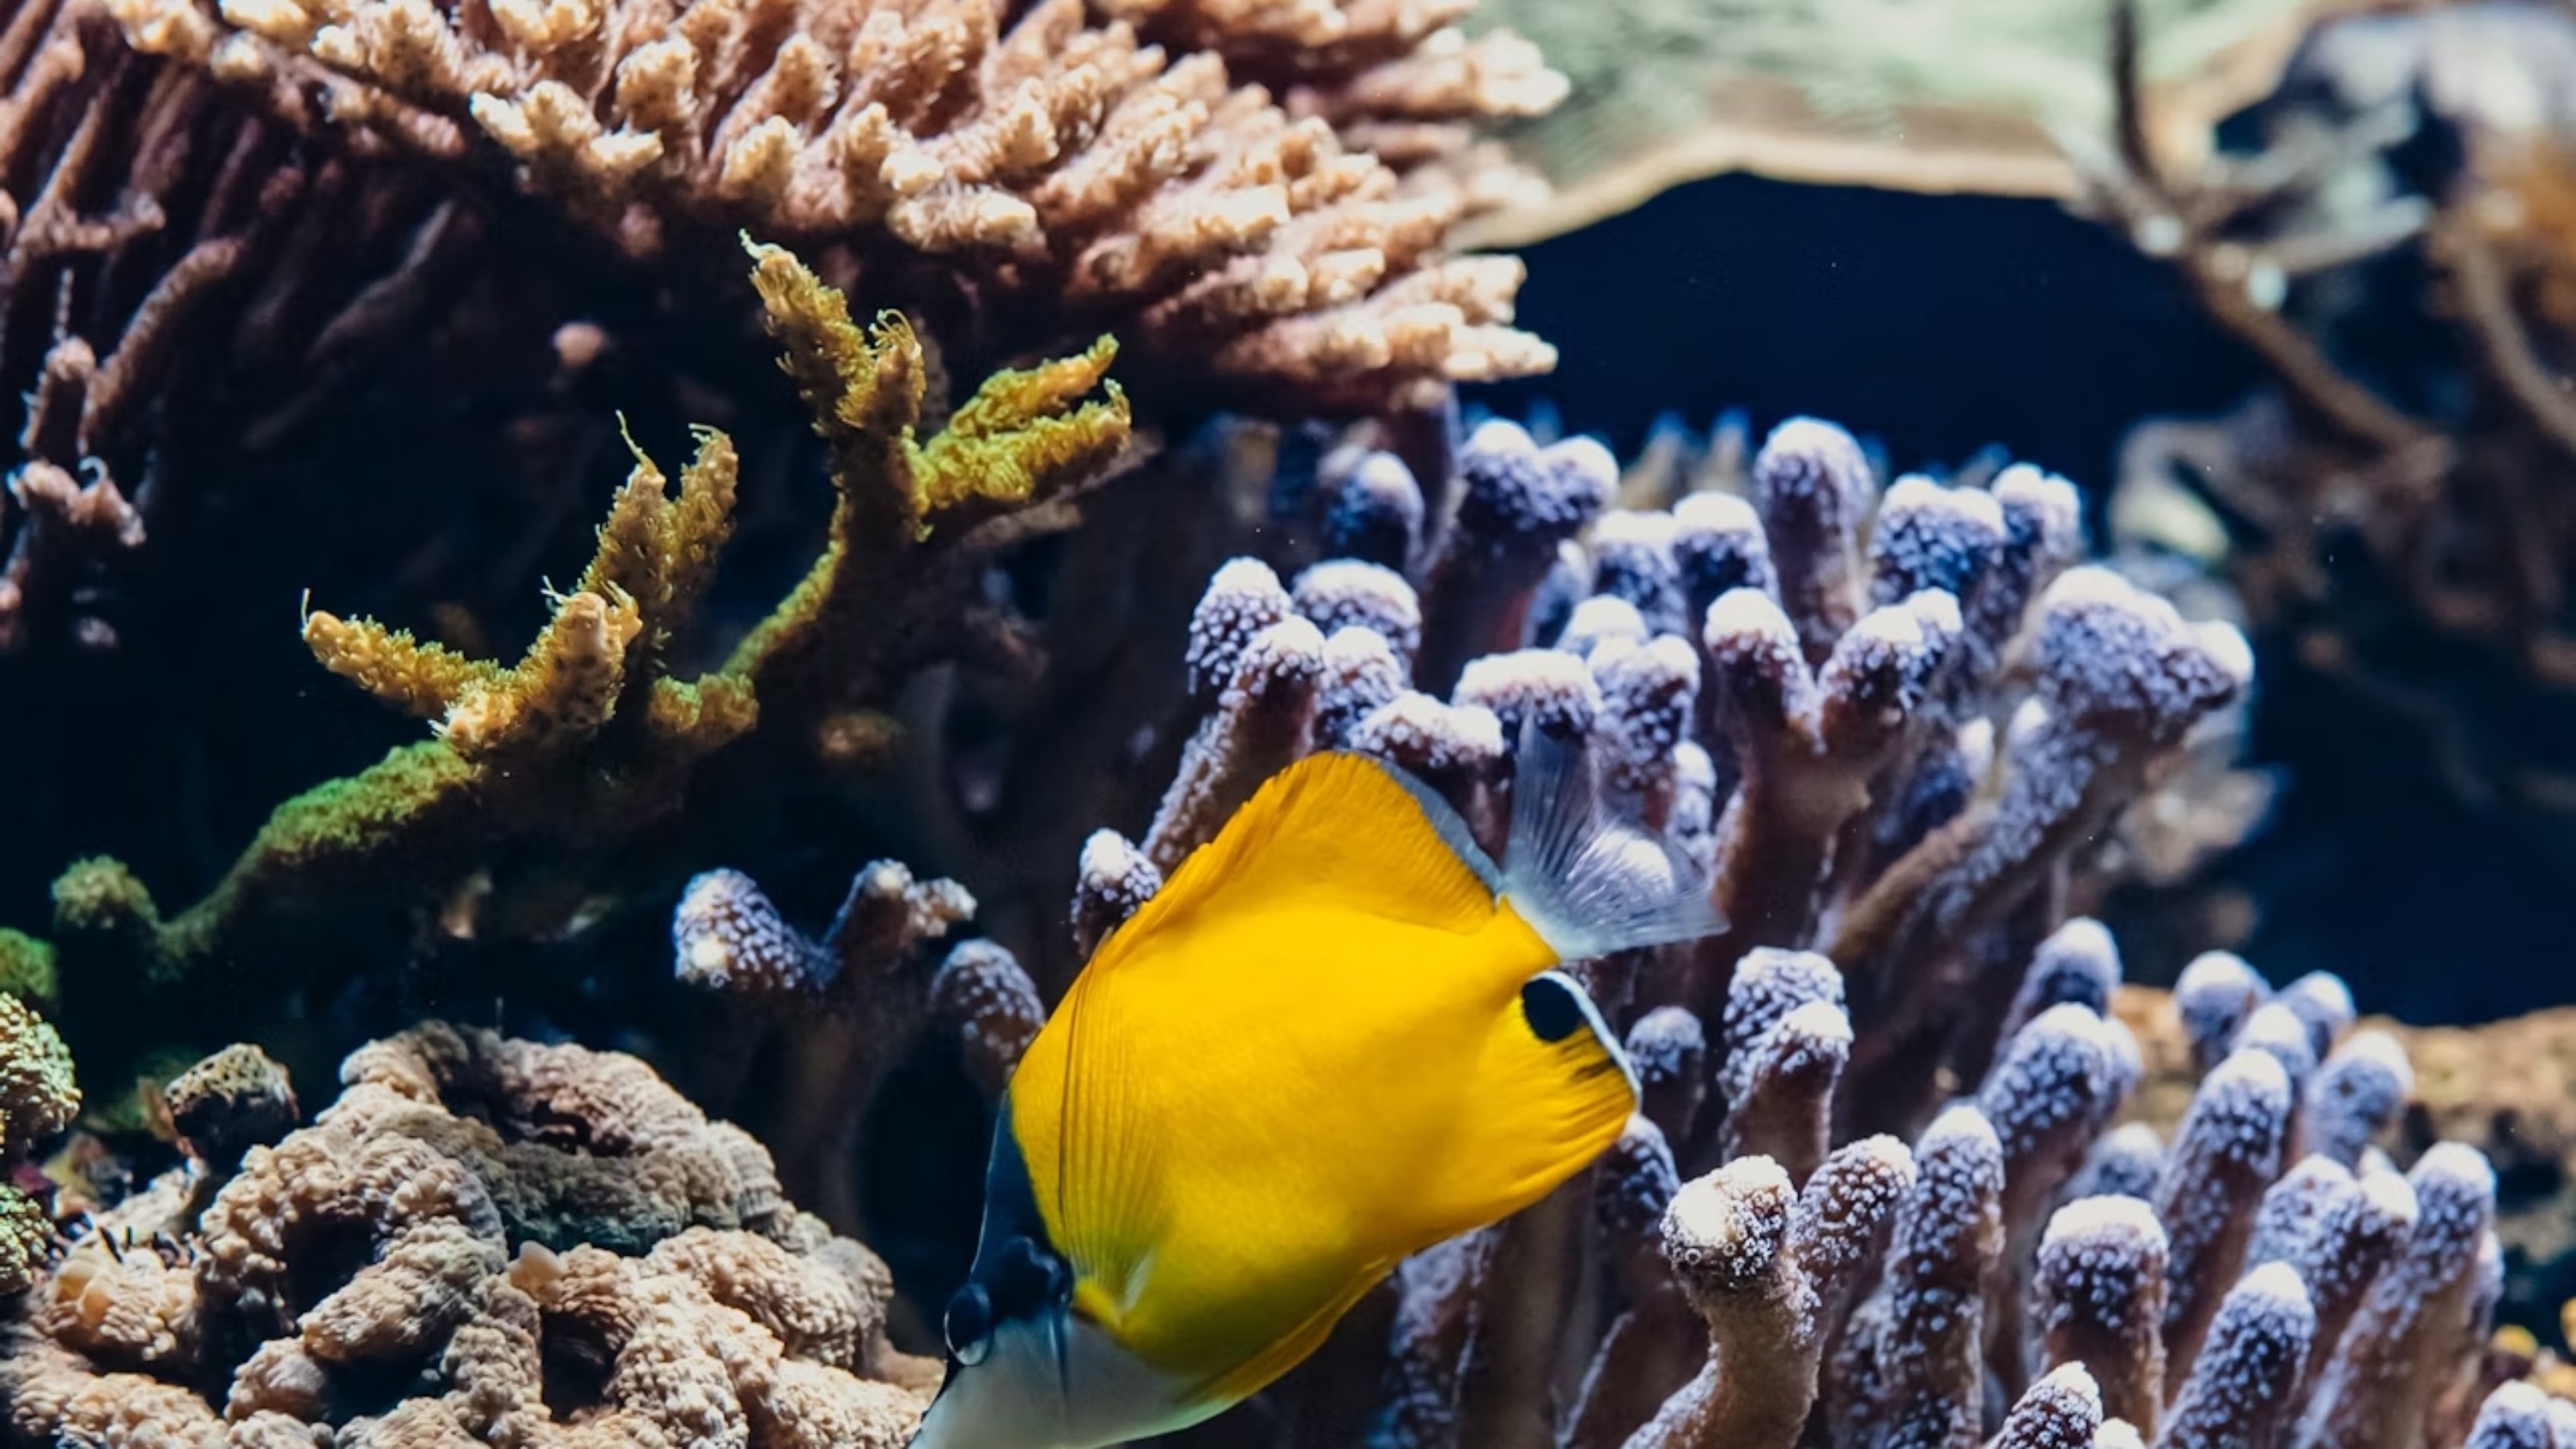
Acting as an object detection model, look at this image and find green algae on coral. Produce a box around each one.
[26,240,1132,995]
[0,930,57,1009]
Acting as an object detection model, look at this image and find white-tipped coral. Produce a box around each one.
[2038,1196,2172,1434]
[1592,508,1689,636]
[2000,1364,2108,1449]
[2156,1049,2296,1385]
[1294,560,1425,667]
[2300,1032,2413,1171]
[2297,1143,2498,1449]
[1070,828,1163,959]
[1748,417,1875,666]
[2176,952,2272,1075]
[1419,422,1617,688]
[1868,474,2006,611]
[1320,450,1426,569]
[1453,647,1601,745]
[2162,1261,2317,1449]
[1146,614,1328,868]
[927,940,1046,1101]
[1183,557,1297,702]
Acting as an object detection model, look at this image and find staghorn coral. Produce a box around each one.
[26,240,1127,1010]
[0,1026,927,1446]
[98,0,1558,414]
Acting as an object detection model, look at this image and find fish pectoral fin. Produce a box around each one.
[1408,969,1637,1239]
[1501,720,1722,960]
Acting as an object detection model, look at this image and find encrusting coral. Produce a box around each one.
[96,0,1560,413]
[0,994,77,1295]
[24,240,1127,1012]
[0,1023,931,1446]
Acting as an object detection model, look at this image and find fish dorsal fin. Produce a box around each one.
[1502,723,1723,961]
[1127,752,1502,949]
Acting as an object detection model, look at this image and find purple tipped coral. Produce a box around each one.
[977,407,2524,1449]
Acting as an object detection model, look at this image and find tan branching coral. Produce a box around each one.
[100,0,1558,412]
[0,1026,925,1446]
[34,240,1127,996]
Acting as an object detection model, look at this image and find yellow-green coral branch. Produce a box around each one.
[304,611,509,718]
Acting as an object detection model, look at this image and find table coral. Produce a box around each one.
[97,0,1558,414]
[0,1026,926,1446]
[24,240,1126,1014]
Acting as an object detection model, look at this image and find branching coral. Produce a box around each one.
[0,1025,928,1446]
[27,240,1126,1008]
[996,407,2295,1447]
[98,0,1558,413]
[1,0,470,653]
[670,857,981,1227]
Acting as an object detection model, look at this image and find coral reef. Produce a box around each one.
[939,407,2413,1449]
[97,0,1559,413]
[23,241,1127,1030]
[0,1025,932,1446]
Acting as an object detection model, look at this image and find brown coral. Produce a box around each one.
[100,0,1557,413]
[1,0,468,653]
[0,1026,923,1447]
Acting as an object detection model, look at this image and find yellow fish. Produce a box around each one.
[910,731,1719,1449]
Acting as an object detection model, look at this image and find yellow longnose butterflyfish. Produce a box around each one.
[909,727,1722,1449]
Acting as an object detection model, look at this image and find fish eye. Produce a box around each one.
[1521,973,1587,1044]
[944,1284,993,1366]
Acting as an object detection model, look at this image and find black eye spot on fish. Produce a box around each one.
[945,1283,993,1365]
[1522,974,1586,1044]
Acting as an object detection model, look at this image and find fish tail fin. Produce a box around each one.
[1502,722,1723,961]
